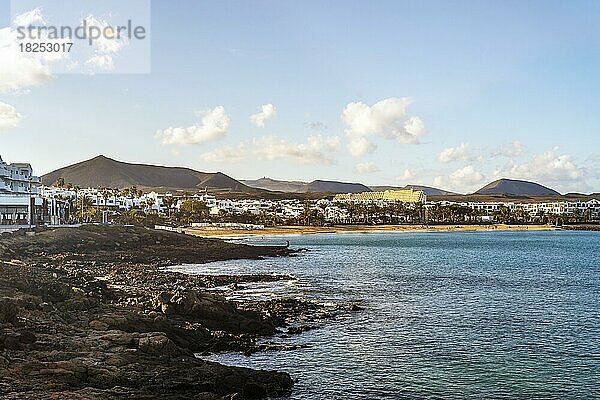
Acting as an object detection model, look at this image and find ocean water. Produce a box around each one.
[179,231,600,399]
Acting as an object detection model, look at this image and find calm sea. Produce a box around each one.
[174,231,600,399]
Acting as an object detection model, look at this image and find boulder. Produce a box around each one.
[0,298,18,324]
[136,332,182,356]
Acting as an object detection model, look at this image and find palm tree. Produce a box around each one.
[73,196,95,223]
[162,196,176,218]
[493,206,512,223]
[572,208,581,223]
[584,208,593,222]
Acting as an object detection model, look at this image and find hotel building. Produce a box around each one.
[334,189,427,204]
[0,155,70,229]
[0,155,40,227]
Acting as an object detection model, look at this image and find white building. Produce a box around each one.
[0,156,41,228]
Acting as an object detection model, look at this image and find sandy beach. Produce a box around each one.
[185,224,557,238]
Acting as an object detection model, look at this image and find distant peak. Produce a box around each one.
[87,155,120,164]
[475,178,560,196]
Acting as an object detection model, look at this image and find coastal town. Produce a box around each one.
[2,2,600,398]
[2,154,600,232]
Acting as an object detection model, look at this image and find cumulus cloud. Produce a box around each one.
[450,165,484,185]
[438,143,471,163]
[12,8,45,27]
[250,103,276,127]
[434,165,485,193]
[341,97,425,156]
[82,15,129,72]
[355,162,379,173]
[200,143,247,163]
[201,134,340,165]
[0,28,52,92]
[493,149,586,191]
[492,141,525,158]
[347,136,375,157]
[397,169,415,182]
[0,9,63,133]
[0,8,83,93]
[253,135,339,164]
[157,106,230,145]
[0,102,22,130]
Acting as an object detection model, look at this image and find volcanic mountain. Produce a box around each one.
[41,155,256,192]
[240,177,372,194]
[474,178,560,196]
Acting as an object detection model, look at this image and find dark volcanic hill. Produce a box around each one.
[240,178,307,193]
[241,177,371,194]
[307,180,371,193]
[42,155,255,192]
[370,185,458,196]
[474,178,560,196]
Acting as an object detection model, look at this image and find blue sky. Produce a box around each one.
[1,0,599,193]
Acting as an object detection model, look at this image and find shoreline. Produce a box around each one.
[185,223,557,238]
[0,225,351,399]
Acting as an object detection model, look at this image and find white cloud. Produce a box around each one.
[355,162,379,173]
[200,143,247,163]
[13,8,45,27]
[157,106,230,145]
[438,142,471,163]
[82,15,129,72]
[450,165,484,186]
[492,140,525,158]
[0,26,53,93]
[322,135,342,152]
[252,135,339,164]
[403,116,426,138]
[347,136,375,157]
[434,165,485,193]
[1,8,135,89]
[397,169,415,182]
[0,102,21,130]
[493,149,586,191]
[201,134,340,165]
[0,8,78,92]
[250,103,276,127]
[341,97,425,156]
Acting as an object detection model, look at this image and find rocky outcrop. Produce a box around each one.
[155,289,276,335]
[0,226,301,399]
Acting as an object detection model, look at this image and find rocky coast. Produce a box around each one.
[0,225,354,399]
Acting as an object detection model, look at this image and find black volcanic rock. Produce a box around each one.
[474,178,560,196]
[0,226,306,399]
[41,155,256,192]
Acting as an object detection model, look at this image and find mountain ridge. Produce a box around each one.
[474,178,560,196]
[41,155,256,192]
[41,157,569,198]
[241,177,371,194]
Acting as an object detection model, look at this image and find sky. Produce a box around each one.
[1,0,600,194]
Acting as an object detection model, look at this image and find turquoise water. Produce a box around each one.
[193,231,600,399]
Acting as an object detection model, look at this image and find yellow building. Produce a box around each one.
[333,189,426,203]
